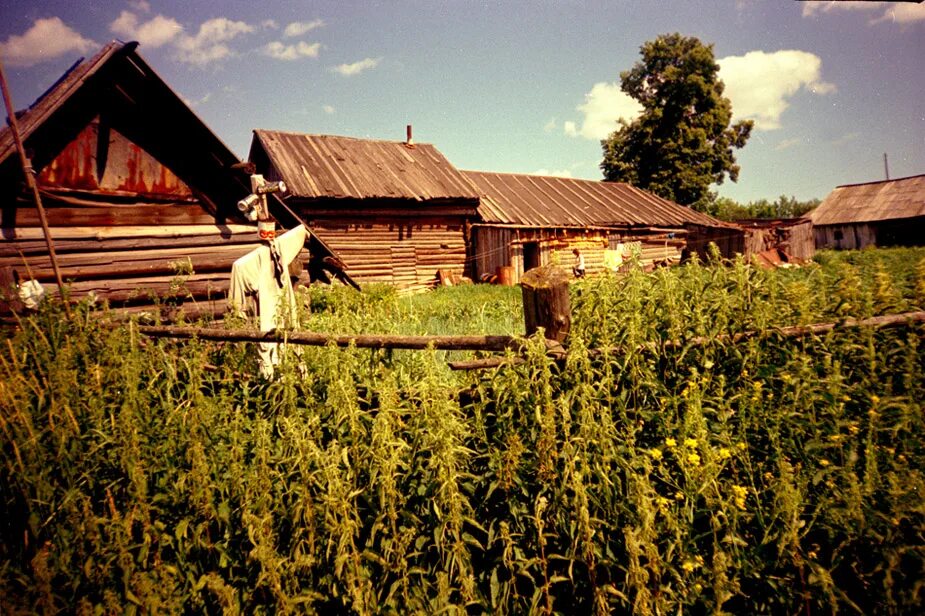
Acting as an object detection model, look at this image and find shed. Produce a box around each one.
[738,218,815,262]
[809,174,925,250]
[0,41,349,317]
[462,171,741,282]
[249,130,479,292]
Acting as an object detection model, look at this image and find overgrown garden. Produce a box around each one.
[2,247,924,614]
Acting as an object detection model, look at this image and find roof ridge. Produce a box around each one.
[253,129,433,147]
[836,172,925,189]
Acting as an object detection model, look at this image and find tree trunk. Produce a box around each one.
[521,265,571,343]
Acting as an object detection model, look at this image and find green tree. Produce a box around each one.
[601,33,753,211]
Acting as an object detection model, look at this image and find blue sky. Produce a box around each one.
[1,0,922,203]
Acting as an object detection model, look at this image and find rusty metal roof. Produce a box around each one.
[0,41,252,218]
[810,174,925,226]
[251,130,479,203]
[463,171,727,228]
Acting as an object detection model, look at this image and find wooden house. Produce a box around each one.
[462,171,742,282]
[809,174,925,250]
[0,41,347,317]
[248,129,479,292]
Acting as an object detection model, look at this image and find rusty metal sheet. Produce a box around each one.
[37,120,194,198]
[810,174,925,226]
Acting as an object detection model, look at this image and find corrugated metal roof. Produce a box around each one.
[810,174,925,226]
[251,130,480,202]
[463,171,727,228]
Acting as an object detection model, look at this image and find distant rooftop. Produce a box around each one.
[810,173,925,226]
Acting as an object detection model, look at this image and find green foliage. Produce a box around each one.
[601,33,753,211]
[708,194,821,221]
[2,248,924,614]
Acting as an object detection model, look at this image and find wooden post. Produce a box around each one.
[521,265,571,343]
[0,56,70,317]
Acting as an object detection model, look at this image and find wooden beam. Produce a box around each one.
[136,325,526,352]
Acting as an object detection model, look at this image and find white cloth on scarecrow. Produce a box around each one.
[228,225,308,377]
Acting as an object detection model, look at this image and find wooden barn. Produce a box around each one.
[248,129,479,292]
[462,171,741,283]
[810,174,925,250]
[739,218,815,262]
[0,41,346,318]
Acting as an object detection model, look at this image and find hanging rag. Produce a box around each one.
[229,225,308,377]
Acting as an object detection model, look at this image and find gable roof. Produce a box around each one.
[463,171,727,229]
[0,41,250,218]
[810,174,925,226]
[250,130,479,203]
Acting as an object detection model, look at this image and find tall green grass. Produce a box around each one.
[1,247,923,613]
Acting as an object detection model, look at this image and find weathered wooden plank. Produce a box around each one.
[9,205,216,227]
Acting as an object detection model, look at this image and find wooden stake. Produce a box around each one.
[521,265,571,343]
[0,57,70,317]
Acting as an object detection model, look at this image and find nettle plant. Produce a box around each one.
[0,248,923,614]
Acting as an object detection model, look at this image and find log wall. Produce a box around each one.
[309,222,468,293]
[0,222,275,315]
[473,226,685,283]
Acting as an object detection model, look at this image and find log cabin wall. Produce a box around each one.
[472,225,686,283]
[0,43,278,318]
[0,123,267,314]
[306,219,467,293]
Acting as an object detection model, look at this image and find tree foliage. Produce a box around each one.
[708,194,821,221]
[601,33,753,211]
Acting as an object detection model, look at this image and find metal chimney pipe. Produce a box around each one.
[883,152,890,180]
[406,124,413,145]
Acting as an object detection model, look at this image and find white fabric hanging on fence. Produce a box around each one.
[229,225,308,377]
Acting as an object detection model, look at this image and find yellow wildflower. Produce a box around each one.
[681,559,700,573]
[693,583,703,593]
[732,485,748,509]
[665,437,677,448]
[648,448,663,461]
[684,438,698,448]
[819,459,830,467]
[675,491,685,501]
[848,424,860,435]
[687,452,701,466]
[718,447,732,460]
[736,442,747,451]
[871,394,880,405]
[656,497,670,512]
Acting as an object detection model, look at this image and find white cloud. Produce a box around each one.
[323,105,335,114]
[130,0,151,12]
[331,57,381,76]
[775,138,802,151]
[263,40,320,61]
[801,1,881,17]
[180,91,211,108]
[564,82,642,140]
[0,17,96,67]
[174,18,253,66]
[284,20,325,37]
[110,11,182,49]
[718,50,835,131]
[531,168,574,178]
[802,1,925,24]
[871,3,925,24]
